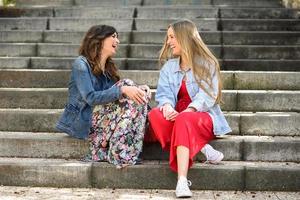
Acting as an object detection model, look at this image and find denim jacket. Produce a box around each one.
[155,58,232,135]
[56,56,121,139]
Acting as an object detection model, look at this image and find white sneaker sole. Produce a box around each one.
[208,152,224,164]
[176,192,192,198]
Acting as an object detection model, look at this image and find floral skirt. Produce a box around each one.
[83,79,151,168]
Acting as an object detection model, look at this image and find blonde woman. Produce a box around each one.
[148,19,231,198]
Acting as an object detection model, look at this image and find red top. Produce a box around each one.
[175,79,192,113]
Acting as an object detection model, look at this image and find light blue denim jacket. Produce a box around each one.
[56,56,121,139]
[155,58,231,135]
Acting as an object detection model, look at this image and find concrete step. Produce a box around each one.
[0,57,127,69]
[1,69,299,90]
[44,30,131,44]
[222,45,300,59]
[0,18,48,31]
[221,31,300,45]
[137,7,218,18]
[132,31,300,45]
[16,0,143,7]
[37,44,128,58]
[73,0,142,6]
[143,0,282,7]
[0,7,54,18]
[54,7,135,18]
[0,7,132,19]
[221,59,300,71]
[0,132,298,162]
[137,7,300,19]
[1,30,299,45]
[220,8,300,19]
[135,19,300,31]
[0,31,44,43]
[0,43,37,57]
[0,88,299,112]
[0,158,298,191]
[128,44,220,58]
[0,18,133,31]
[128,44,300,59]
[0,56,299,71]
[221,19,300,31]
[135,18,217,31]
[0,109,298,136]
[212,0,282,7]
[1,18,298,32]
[49,18,133,31]
[16,0,73,7]
[3,43,297,59]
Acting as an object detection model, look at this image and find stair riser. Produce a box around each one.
[2,31,299,45]
[1,70,300,90]
[1,44,299,59]
[0,111,299,136]
[0,90,299,112]
[0,135,298,162]
[0,159,298,191]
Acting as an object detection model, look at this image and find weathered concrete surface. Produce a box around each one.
[44,31,131,44]
[54,7,135,18]
[49,18,133,31]
[2,186,298,200]
[221,19,300,31]
[135,19,218,31]
[0,57,29,69]
[0,43,36,57]
[0,18,47,30]
[37,44,127,57]
[0,31,43,43]
[0,158,92,187]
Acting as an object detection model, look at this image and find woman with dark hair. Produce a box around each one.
[56,25,151,168]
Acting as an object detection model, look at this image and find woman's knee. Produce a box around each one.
[148,107,162,119]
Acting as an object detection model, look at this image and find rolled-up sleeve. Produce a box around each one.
[73,60,121,106]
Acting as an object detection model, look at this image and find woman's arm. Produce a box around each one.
[73,60,121,106]
[155,68,176,108]
[188,66,219,112]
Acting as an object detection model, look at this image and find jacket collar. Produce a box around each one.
[171,57,191,74]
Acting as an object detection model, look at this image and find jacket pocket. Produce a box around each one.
[60,103,80,127]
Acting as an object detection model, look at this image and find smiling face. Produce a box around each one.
[167,27,181,56]
[101,32,120,58]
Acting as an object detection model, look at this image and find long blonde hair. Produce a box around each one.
[159,19,222,103]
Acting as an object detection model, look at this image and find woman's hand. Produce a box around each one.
[139,85,151,101]
[160,103,178,121]
[121,86,147,105]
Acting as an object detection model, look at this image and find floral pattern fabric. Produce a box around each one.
[83,79,151,168]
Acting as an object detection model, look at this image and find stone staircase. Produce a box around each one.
[0,0,299,191]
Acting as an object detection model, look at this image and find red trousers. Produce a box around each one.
[148,108,215,172]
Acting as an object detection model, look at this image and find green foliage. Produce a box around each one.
[3,0,16,6]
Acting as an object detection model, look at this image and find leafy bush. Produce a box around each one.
[3,0,16,6]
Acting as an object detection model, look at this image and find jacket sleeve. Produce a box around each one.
[188,64,218,112]
[72,59,121,106]
[155,66,176,108]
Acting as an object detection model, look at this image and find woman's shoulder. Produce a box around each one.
[72,56,90,71]
[161,58,179,71]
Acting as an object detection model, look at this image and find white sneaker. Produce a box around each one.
[175,177,192,198]
[201,144,224,164]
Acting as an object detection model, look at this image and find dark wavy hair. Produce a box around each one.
[79,25,120,81]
